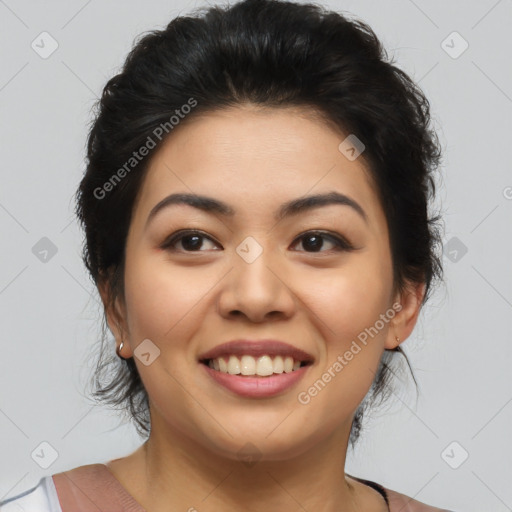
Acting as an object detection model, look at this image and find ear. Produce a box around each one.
[384,281,426,350]
[97,273,132,357]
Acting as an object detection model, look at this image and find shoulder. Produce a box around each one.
[346,474,457,512]
[0,476,61,512]
[384,485,457,512]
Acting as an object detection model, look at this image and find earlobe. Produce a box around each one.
[385,281,426,350]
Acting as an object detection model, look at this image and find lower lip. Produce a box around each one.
[201,363,311,398]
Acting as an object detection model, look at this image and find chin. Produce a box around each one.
[196,420,324,463]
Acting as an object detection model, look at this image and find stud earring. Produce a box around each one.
[116,340,124,358]
[385,336,401,351]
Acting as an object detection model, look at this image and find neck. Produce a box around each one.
[121,419,377,512]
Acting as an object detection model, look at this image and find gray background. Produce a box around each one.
[0,0,511,510]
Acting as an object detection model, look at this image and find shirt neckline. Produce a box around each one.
[345,473,390,511]
[101,463,146,511]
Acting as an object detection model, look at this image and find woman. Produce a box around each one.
[0,0,456,510]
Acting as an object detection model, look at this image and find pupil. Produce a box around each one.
[183,235,202,250]
[304,234,322,251]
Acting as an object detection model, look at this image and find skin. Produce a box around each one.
[99,105,425,512]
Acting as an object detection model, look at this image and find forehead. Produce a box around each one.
[133,106,384,227]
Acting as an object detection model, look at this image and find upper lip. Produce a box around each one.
[198,339,315,363]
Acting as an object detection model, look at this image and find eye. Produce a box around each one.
[161,230,220,252]
[161,229,354,254]
[290,230,354,253]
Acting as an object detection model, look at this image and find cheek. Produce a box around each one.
[298,258,392,410]
[308,257,392,345]
[122,254,206,345]
[120,257,213,432]
[300,273,390,421]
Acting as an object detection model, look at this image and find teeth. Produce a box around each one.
[218,357,228,373]
[208,355,305,376]
[228,355,241,375]
[273,355,284,373]
[256,355,273,376]
[240,355,256,375]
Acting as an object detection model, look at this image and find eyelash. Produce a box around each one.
[160,229,355,253]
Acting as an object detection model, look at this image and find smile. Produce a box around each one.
[199,356,312,399]
[202,354,311,377]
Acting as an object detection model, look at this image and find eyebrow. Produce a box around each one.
[145,191,368,227]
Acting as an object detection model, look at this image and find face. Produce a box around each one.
[104,105,423,461]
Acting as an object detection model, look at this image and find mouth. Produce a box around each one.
[197,339,315,397]
[199,355,313,377]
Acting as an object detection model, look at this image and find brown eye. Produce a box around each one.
[291,231,354,253]
[161,229,354,254]
[161,230,220,252]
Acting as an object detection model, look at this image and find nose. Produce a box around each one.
[216,243,296,323]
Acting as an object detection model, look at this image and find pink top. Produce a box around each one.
[50,463,455,511]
